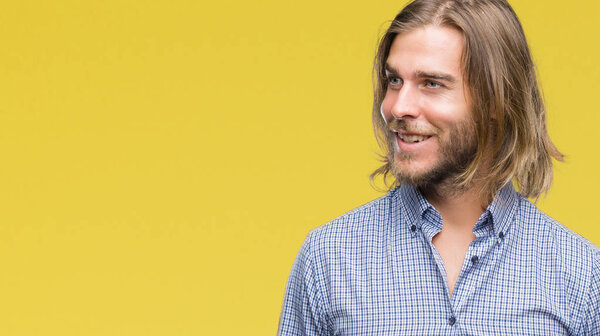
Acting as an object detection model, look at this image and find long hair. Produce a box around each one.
[371,0,564,202]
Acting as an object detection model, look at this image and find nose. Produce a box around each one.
[386,84,420,120]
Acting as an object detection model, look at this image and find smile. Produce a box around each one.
[395,131,432,143]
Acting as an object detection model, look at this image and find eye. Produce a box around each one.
[387,76,402,87]
[425,80,442,88]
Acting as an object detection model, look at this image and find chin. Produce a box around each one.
[391,157,444,186]
[393,156,434,176]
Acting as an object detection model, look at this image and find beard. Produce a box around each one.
[386,117,478,191]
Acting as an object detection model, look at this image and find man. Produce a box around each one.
[278,0,600,335]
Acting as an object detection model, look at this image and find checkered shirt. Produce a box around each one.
[277,184,600,335]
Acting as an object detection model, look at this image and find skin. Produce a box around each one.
[380,25,490,296]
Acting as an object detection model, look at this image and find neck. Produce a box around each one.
[420,182,489,231]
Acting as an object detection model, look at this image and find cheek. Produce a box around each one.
[380,97,394,123]
[426,93,472,119]
[422,101,467,126]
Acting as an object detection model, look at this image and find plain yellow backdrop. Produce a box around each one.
[0,0,598,335]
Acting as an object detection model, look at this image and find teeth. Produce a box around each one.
[397,133,430,143]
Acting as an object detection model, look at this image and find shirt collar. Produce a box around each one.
[486,182,519,237]
[392,182,519,237]
[394,184,436,231]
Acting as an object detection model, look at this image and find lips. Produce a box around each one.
[391,130,435,153]
[393,130,433,143]
[396,132,432,143]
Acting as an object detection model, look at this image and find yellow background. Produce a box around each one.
[0,0,598,334]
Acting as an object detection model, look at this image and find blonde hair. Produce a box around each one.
[371,0,563,202]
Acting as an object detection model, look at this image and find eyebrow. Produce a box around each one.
[384,64,457,84]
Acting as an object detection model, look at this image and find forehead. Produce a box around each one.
[386,25,465,79]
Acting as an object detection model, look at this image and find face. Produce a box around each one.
[380,25,477,188]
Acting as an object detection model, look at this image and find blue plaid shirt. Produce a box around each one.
[278,184,600,335]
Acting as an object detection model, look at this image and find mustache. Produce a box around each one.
[387,119,438,135]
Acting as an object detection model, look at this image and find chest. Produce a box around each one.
[324,236,576,335]
[431,230,475,294]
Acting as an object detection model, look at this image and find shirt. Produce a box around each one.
[277,184,600,335]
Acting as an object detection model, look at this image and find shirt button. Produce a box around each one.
[410,225,417,232]
[471,255,479,264]
[498,231,504,239]
[448,316,456,326]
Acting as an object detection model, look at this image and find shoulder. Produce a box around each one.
[516,197,600,323]
[518,197,600,261]
[310,189,397,235]
[541,210,600,332]
[302,189,398,258]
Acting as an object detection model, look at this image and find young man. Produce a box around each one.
[278,0,600,334]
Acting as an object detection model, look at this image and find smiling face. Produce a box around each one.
[380,25,477,189]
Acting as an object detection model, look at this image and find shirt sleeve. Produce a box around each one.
[581,255,600,335]
[277,232,328,336]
